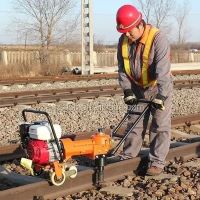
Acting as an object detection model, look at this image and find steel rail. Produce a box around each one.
[0,69,200,86]
[0,79,198,97]
[0,88,122,107]
[0,144,25,162]
[0,85,120,99]
[0,74,118,85]
[1,113,200,162]
[0,80,199,108]
[0,142,199,200]
[172,69,200,75]
[174,79,200,84]
[172,113,200,127]
[0,114,199,199]
[0,79,199,99]
[174,79,200,89]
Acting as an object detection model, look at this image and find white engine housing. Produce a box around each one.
[28,121,62,140]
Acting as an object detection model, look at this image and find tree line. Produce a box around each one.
[11,0,194,64]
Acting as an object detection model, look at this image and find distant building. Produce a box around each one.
[189,49,198,53]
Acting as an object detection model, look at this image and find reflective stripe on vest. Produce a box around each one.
[122,26,159,88]
[122,36,133,80]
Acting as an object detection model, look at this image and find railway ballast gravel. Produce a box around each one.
[0,74,200,93]
[0,86,200,146]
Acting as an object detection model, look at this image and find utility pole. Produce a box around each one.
[81,0,94,75]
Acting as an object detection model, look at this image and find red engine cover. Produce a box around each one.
[27,140,49,165]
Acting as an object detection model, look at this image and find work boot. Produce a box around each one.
[146,166,163,176]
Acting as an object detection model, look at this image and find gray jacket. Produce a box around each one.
[117,26,173,98]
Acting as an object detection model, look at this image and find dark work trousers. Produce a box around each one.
[123,83,173,169]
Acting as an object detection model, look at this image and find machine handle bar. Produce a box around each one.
[109,98,154,156]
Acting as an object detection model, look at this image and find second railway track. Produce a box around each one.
[0,79,199,108]
[0,69,200,86]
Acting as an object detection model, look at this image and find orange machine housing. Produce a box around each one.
[60,132,112,160]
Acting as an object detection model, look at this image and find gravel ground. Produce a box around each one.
[0,75,199,199]
[173,74,200,81]
[0,86,200,146]
[61,158,200,200]
[1,151,199,200]
[0,74,200,146]
[2,157,199,199]
[0,79,118,93]
[0,152,200,200]
[0,74,200,93]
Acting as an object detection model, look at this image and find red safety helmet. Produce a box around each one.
[116,5,142,33]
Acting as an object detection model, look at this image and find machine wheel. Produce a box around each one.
[67,166,77,179]
[50,170,66,186]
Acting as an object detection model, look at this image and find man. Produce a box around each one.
[116,4,173,175]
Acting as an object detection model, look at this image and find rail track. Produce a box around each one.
[0,79,199,108]
[0,74,117,86]
[0,71,199,199]
[0,114,199,200]
[0,69,200,86]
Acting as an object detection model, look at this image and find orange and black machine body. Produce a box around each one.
[19,109,112,186]
[61,133,111,160]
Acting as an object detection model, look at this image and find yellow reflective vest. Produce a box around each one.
[122,25,159,88]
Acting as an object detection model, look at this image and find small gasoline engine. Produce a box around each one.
[19,109,112,186]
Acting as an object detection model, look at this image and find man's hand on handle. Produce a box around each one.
[152,94,167,110]
[123,89,137,105]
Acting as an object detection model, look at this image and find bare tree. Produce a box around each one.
[137,0,153,23]
[152,0,174,28]
[174,0,190,62]
[137,0,175,29]
[174,0,189,45]
[14,0,79,63]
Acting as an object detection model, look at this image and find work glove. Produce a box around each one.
[123,89,137,105]
[152,94,167,110]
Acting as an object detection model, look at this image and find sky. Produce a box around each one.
[0,0,200,44]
